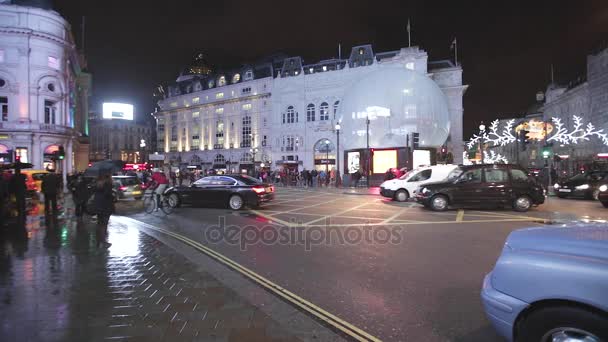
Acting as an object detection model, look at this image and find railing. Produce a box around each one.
[213,144,223,150]
[0,122,76,135]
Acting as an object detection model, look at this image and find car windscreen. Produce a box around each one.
[116,177,140,186]
[32,173,47,181]
[398,169,416,180]
[237,175,262,185]
[447,168,464,181]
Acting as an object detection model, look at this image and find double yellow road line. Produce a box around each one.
[118,216,382,342]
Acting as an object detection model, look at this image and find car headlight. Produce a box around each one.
[600,185,608,192]
[575,184,590,190]
[553,183,560,189]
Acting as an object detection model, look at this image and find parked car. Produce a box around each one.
[598,182,608,208]
[379,164,458,202]
[165,174,275,210]
[111,175,143,201]
[554,171,608,200]
[481,225,608,341]
[416,164,545,212]
[21,169,49,196]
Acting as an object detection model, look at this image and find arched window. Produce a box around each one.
[319,102,329,121]
[232,74,241,83]
[306,103,315,122]
[285,106,297,124]
[333,100,340,119]
[240,152,253,163]
[208,79,215,88]
[218,75,226,87]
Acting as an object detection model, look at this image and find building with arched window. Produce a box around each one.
[0,1,91,180]
[155,45,466,178]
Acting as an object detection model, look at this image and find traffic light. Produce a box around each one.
[519,130,529,151]
[542,146,552,159]
[412,132,420,149]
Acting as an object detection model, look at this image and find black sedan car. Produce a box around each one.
[164,174,275,210]
[554,171,608,200]
[416,164,545,212]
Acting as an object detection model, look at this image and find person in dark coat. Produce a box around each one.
[70,174,89,219]
[42,171,60,216]
[94,174,114,248]
[11,169,27,220]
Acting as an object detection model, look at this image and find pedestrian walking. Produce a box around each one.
[310,169,318,187]
[70,174,89,219]
[11,169,27,221]
[319,170,326,187]
[42,170,60,216]
[93,174,114,248]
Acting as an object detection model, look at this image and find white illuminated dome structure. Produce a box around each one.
[338,66,450,150]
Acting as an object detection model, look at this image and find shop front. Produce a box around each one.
[313,139,336,172]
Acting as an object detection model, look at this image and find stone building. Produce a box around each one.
[0,0,91,180]
[88,112,153,163]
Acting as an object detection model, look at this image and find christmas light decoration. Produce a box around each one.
[466,119,516,150]
[547,116,608,146]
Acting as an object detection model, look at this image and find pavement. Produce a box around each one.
[0,196,342,342]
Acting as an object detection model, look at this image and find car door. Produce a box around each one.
[482,166,511,205]
[509,167,533,201]
[405,169,432,194]
[215,176,238,204]
[183,177,212,206]
[451,168,483,206]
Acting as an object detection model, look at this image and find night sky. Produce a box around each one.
[53,0,608,136]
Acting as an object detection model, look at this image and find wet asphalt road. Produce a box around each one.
[115,188,608,341]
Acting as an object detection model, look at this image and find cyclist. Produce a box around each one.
[149,168,169,210]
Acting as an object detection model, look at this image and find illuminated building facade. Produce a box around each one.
[88,111,153,163]
[155,46,467,174]
[0,1,91,176]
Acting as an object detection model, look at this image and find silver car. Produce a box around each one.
[482,225,608,342]
[112,175,143,201]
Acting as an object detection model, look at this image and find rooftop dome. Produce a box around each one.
[338,66,450,150]
[188,52,212,76]
[7,0,53,10]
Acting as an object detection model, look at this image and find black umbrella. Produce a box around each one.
[83,160,125,178]
[0,162,34,170]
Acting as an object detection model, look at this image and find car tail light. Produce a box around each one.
[252,185,266,194]
[118,186,127,191]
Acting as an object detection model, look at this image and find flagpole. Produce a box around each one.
[455,38,458,65]
[407,18,411,47]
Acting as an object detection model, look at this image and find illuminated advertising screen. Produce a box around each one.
[103,103,134,120]
[347,152,360,174]
[373,149,397,173]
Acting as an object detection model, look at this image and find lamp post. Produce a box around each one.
[250,147,258,175]
[366,117,370,188]
[479,122,486,164]
[335,123,341,187]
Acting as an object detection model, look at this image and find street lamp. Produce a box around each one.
[335,123,341,187]
[479,122,486,164]
[250,147,259,175]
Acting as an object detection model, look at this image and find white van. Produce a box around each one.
[379,164,459,202]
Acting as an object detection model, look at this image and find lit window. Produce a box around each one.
[192,97,200,104]
[322,66,327,71]
[244,70,253,80]
[406,62,414,70]
[309,67,314,73]
[242,103,252,111]
[216,92,224,99]
[216,107,224,114]
[294,71,299,75]
[15,147,28,163]
[208,80,215,88]
[192,111,200,118]
[170,102,178,108]
[232,74,240,83]
[48,56,60,70]
[319,102,329,121]
[218,76,226,86]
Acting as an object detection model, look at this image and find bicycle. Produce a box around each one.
[143,188,175,215]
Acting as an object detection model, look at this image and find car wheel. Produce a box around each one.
[557,193,567,199]
[228,194,244,210]
[430,195,448,211]
[592,189,600,201]
[513,195,532,212]
[516,306,608,342]
[167,194,180,208]
[601,201,608,208]
[394,189,409,202]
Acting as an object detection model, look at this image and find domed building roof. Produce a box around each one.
[6,0,53,10]
[338,66,450,150]
[188,52,212,76]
